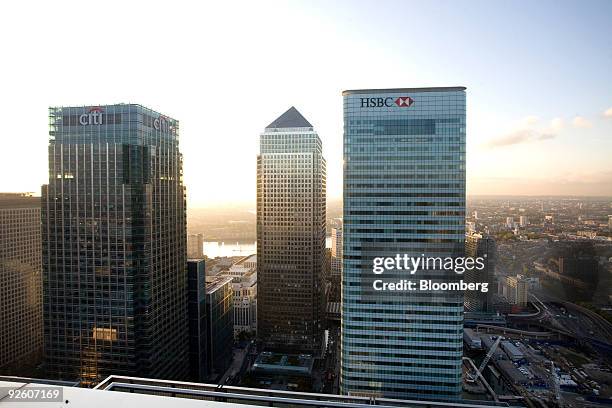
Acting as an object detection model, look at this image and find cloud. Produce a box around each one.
[549,117,564,131]
[523,115,539,126]
[572,116,592,128]
[484,128,557,149]
[604,107,612,118]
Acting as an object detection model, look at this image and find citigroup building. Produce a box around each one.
[341,88,466,400]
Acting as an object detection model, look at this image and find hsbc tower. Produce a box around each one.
[341,88,466,400]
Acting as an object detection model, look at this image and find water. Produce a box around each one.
[203,237,332,259]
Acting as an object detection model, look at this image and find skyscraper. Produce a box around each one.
[257,107,326,353]
[341,88,466,400]
[42,104,189,384]
[187,259,207,382]
[0,193,43,375]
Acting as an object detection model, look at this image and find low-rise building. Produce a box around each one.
[223,255,257,338]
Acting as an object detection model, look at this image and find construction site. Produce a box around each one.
[461,315,612,408]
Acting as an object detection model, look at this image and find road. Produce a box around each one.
[219,344,251,385]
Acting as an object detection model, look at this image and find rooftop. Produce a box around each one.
[0,193,40,210]
[206,275,233,294]
[265,106,313,129]
[342,86,466,95]
[0,376,519,408]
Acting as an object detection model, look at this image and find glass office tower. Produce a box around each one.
[341,88,466,400]
[187,259,206,382]
[257,107,326,353]
[42,104,188,384]
[0,193,42,375]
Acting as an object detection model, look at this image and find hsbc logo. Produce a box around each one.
[79,107,104,125]
[395,96,414,107]
[360,96,414,108]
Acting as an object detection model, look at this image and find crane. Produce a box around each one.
[467,336,503,383]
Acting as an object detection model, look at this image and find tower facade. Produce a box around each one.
[341,88,466,400]
[257,107,326,353]
[42,104,188,384]
[0,193,43,375]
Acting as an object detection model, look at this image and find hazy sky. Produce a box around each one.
[1,0,611,207]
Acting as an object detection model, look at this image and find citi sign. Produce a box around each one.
[154,115,171,132]
[360,96,414,108]
[79,107,103,125]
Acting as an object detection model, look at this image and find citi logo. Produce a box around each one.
[79,107,104,125]
[360,96,415,108]
[154,115,169,132]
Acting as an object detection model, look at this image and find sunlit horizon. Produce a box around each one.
[1,1,611,207]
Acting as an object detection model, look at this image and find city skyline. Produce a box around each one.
[1,1,612,206]
[1,1,611,405]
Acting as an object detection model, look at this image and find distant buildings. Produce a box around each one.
[341,87,466,400]
[466,221,476,233]
[329,226,343,301]
[519,216,529,227]
[223,254,257,338]
[0,193,43,375]
[187,259,207,382]
[188,233,205,258]
[465,232,496,312]
[42,105,189,384]
[506,217,515,229]
[502,275,529,306]
[330,226,343,279]
[205,275,234,378]
[257,107,326,353]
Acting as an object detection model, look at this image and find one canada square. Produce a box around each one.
[42,105,189,384]
[341,88,466,400]
[257,107,326,353]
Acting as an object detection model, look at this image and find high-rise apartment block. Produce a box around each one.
[42,104,189,384]
[341,88,466,400]
[0,193,43,375]
[503,275,529,306]
[257,107,326,353]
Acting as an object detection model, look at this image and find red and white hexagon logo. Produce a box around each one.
[394,97,414,107]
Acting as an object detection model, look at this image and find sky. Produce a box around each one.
[0,0,611,208]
